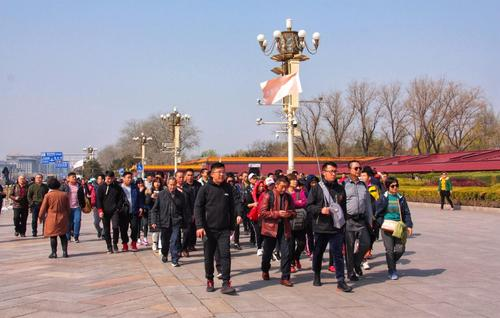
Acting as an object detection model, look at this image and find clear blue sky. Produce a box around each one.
[1,0,499,159]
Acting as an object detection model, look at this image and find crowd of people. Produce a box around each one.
[1,160,416,295]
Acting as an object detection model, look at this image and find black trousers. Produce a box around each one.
[261,223,291,280]
[381,230,405,273]
[102,211,128,247]
[251,221,263,249]
[203,229,231,281]
[141,211,149,238]
[50,235,68,254]
[345,226,371,276]
[313,232,345,282]
[305,220,315,254]
[31,203,41,235]
[182,221,195,251]
[129,214,140,243]
[13,207,29,235]
[440,190,454,209]
[290,229,306,263]
[233,224,240,245]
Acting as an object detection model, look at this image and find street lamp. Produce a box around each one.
[257,18,320,173]
[82,146,98,177]
[160,107,190,173]
[132,133,153,179]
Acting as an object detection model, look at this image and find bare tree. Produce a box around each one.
[295,103,326,156]
[322,91,356,157]
[379,83,408,156]
[444,86,486,151]
[348,81,381,156]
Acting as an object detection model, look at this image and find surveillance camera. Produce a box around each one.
[275,133,280,139]
[256,118,263,125]
[292,119,298,127]
[257,99,262,105]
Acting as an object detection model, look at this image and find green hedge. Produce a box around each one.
[401,185,500,208]
[395,172,500,187]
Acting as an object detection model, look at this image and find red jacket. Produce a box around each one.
[258,189,296,239]
[247,180,266,222]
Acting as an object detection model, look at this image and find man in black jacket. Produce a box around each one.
[151,177,186,267]
[97,171,125,254]
[182,169,201,255]
[306,162,352,292]
[194,162,242,295]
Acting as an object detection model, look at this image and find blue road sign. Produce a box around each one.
[40,151,63,164]
[136,162,143,172]
[55,161,69,169]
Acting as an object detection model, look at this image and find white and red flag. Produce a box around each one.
[260,72,302,105]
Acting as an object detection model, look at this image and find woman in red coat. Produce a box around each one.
[39,178,70,258]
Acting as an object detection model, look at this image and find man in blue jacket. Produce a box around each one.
[121,171,144,252]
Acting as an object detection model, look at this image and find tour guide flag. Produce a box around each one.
[260,72,302,105]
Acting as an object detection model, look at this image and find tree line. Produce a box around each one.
[235,77,499,158]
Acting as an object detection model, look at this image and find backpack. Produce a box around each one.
[290,192,306,231]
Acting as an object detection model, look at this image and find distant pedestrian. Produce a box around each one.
[39,178,70,258]
[150,177,186,267]
[182,169,201,255]
[0,183,5,214]
[27,174,48,237]
[10,175,29,237]
[91,174,105,239]
[60,172,85,242]
[438,172,454,210]
[145,177,164,251]
[375,177,413,280]
[288,174,307,274]
[121,171,144,252]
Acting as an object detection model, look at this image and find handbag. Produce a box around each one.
[82,197,92,214]
[290,191,307,231]
[381,219,398,233]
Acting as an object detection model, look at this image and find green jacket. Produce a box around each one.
[27,183,49,206]
[437,177,452,192]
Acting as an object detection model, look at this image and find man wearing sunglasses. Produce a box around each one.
[344,160,373,282]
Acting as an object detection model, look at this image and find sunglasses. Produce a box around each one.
[389,184,399,188]
[352,167,361,171]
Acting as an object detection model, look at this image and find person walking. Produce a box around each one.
[27,174,49,237]
[150,177,186,267]
[195,162,242,294]
[10,175,30,237]
[438,172,454,210]
[182,169,201,255]
[288,174,307,274]
[246,180,267,256]
[38,178,70,258]
[344,160,373,282]
[259,176,296,287]
[91,174,104,239]
[97,171,126,254]
[307,162,352,292]
[145,177,164,251]
[60,172,85,243]
[121,171,144,252]
[375,177,413,280]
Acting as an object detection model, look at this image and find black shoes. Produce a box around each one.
[221,281,236,294]
[62,251,69,258]
[349,274,359,282]
[337,281,353,293]
[354,266,363,277]
[113,244,119,252]
[206,280,215,292]
[232,243,242,250]
[107,247,114,254]
[49,253,57,259]
[162,256,168,263]
[313,274,322,287]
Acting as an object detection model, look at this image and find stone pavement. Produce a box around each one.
[0,204,499,318]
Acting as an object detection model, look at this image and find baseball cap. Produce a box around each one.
[248,173,258,180]
[265,177,275,186]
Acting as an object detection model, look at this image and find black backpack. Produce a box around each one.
[290,191,306,231]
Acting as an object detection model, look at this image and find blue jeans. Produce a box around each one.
[31,203,41,235]
[160,224,180,264]
[313,232,346,282]
[67,207,82,240]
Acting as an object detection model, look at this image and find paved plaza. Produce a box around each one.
[0,205,499,318]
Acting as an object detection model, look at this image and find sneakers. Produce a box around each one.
[206,280,215,292]
[142,238,149,246]
[233,243,242,250]
[296,259,302,270]
[221,281,236,294]
[257,248,263,256]
[181,250,190,257]
[388,271,399,280]
[290,265,297,273]
[74,238,80,243]
[362,260,371,270]
[171,262,180,267]
[131,241,138,252]
[313,274,322,287]
[272,251,280,261]
[217,273,223,280]
[262,272,270,281]
[122,243,129,252]
[354,265,363,277]
[328,265,336,273]
[337,281,353,293]
[349,274,359,282]
[280,279,294,287]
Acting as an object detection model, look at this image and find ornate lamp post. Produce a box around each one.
[82,146,98,177]
[257,18,320,173]
[160,107,190,173]
[132,133,153,179]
